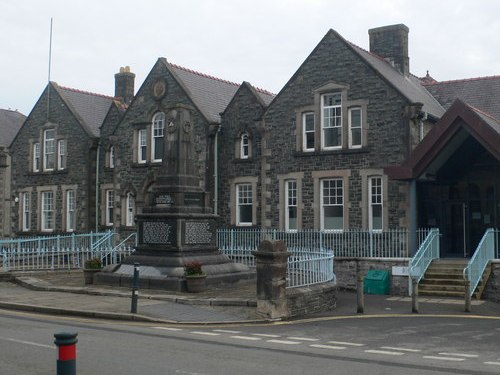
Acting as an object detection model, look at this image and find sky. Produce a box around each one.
[1,0,499,115]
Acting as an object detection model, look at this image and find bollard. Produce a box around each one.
[54,332,77,375]
[131,263,140,314]
[411,277,419,313]
[357,273,364,314]
[465,280,471,313]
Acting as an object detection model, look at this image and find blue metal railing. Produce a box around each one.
[409,228,440,295]
[463,228,496,298]
[287,248,335,288]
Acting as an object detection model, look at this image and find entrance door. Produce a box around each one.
[443,202,467,257]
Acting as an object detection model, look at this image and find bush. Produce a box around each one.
[85,258,102,269]
[184,261,204,276]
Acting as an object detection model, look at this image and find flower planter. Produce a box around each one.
[185,274,207,293]
[83,269,101,285]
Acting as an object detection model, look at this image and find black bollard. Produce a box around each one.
[54,332,77,375]
[131,263,140,313]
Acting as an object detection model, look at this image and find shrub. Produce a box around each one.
[85,258,102,270]
[184,261,204,276]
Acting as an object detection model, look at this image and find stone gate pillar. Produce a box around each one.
[252,240,291,319]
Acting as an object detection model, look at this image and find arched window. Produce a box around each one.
[240,132,250,159]
[126,192,135,227]
[152,112,165,162]
[109,146,115,168]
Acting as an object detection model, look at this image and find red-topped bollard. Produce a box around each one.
[54,332,78,375]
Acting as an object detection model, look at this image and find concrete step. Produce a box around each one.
[421,278,464,286]
[419,290,465,298]
[419,284,466,293]
[424,272,464,280]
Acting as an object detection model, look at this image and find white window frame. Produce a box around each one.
[138,129,147,164]
[302,112,315,152]
[105,190,114,226]
[41,191,54,232]
[57,139,66,170]
[320,178,343,231]
[321,93,342,150]
[43,129,56,171]
[126,192,135,227]
[240,133,249,159]
[109,146,115,169]
[151,112,165,162]
[369,176,383,231]
[285,180,298,232]
[236,183,253,226]
[66,190,75,232]
[33,143,40,172]
[22,192,31,232]
[348,107,362,149]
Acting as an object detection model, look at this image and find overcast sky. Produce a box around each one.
[2,0,499,115]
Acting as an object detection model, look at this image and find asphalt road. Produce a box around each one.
[1,309,499,374]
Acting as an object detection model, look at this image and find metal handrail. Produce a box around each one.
[409,228,440,294]
[463,228,496,297]
[91,230,115,251]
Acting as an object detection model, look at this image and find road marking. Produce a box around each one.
[0,336,53,349]
[213,330,241,334]
[230,336,262,341]
[484,361,500,366]
[190,331,220,336]
[251,333,281,338]
[328,341,364,347]
[267,339,301,345]
[287,336,319,342]
[438,352,478,358]
[381,346,421,352]
[153,327,183,331]
[310,344,346,350]
[423,356,465,362]
[365,349,405,356]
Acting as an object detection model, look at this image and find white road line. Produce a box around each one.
[423,356,465,362]
[213,330,241,334]
[287,337,319,342]
[328,341,364,347]
[251,333,281,338]
[381,346,421,353]
[267,339,301,345]
[438,352,478,358]
[365,350,405,356]
[484,361,500,366]
[0,336,53,349]
[230,336,262,341]
[310,344,346,350]
[190,331,220,336]
[153,327,183,331]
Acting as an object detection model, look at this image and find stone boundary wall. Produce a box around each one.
[286,282,337,317]
[483,261,500,303]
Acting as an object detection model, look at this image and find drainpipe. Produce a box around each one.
[409,179,417,256]
[95,140,101,232]
[213,124,220,215]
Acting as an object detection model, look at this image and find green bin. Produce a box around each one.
[363,270,390,295]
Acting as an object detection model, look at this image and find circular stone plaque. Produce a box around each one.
[152,80,167,99]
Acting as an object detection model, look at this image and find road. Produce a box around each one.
[0,309,499,374]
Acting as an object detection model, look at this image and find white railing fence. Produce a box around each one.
[287,248,335,288]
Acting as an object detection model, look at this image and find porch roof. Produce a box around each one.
[385,99,500,180]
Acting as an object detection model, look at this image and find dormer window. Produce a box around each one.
[240,133,249,159]
[152,112,165,162]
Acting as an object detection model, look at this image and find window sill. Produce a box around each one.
[232,158,254,164]
[132,162,162,168]
[293,147,370,157]
[28,169,69,176]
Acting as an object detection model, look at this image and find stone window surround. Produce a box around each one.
[235,130,253,160]
[360,169,389,230]
[151,111,165,163]
[100,183,114,227]
[37,185,57,232]
[106,145,115,169]
[122,191,136,228]
[312,169,351,230]
[29,123,67,173]
[230,176,258,226]
[62,185,78,232]
[295,81,369,153]
[277,172,304,231]
[18,187,33,232]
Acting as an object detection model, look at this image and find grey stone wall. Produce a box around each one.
[286,282,337,317]
[483,261,500,303]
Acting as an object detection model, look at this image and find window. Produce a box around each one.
[41,191,54,231]
[240,133,249,159]
[33,143,40,172]
[105,190,114,226]
[152,112,165,162]
[321,93,342,149]
[109,146,115,169]
[285,180,298,231]
[236,183,253,226]
[66,190,75,232]
[126,192,135,227]
[58,139,66,170]
[321,179,343,230]
[43,129,56,171]
[22,192,31,232]
[138,129,147,164]
[349,107,362,148]
[369,176,383,231]
[302,113,315,151]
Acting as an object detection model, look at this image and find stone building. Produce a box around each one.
[0,109,25,237]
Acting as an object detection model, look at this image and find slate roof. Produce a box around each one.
[166,61,274,123]
[423,76,500,120]
[0,109,26,147]
[52,83,115,137]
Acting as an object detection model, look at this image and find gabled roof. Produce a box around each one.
[423,76,500,120]
[348,41,445,119]
[0,109,26,147]
[386,99,500,180]
[164,61,274,123]
[52,83,115,137]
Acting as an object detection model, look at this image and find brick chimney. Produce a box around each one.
[114,66,135,104]
[369,24,409,76]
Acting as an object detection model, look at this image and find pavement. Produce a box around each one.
[1,270,500,325]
